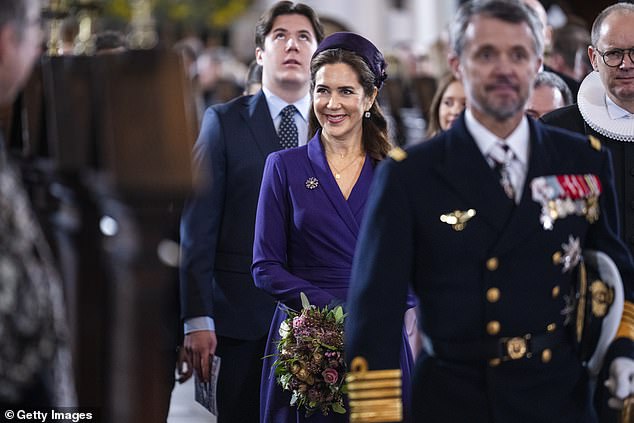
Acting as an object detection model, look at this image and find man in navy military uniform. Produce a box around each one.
[345,1,634,422]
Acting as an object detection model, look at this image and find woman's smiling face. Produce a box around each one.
[313,62,375,143]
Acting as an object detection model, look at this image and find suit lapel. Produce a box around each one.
[494,119,555,254]
[307,131,361,238]
[435,116,515,233]
[241,91,280,158]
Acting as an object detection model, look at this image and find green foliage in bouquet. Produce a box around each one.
[273,293,347,417]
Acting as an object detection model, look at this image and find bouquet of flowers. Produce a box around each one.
[273,293,347,417]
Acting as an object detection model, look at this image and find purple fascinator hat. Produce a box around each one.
[312,32,387,89]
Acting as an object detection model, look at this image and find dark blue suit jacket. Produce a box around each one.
[180,91,279,340]
[346,115,634,422]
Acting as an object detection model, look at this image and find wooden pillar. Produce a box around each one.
[17,49,196,420]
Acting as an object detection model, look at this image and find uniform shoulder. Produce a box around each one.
[587,135,602,152]
[383,137,444,171]
[539,121,604,157]
[407,134,446,159]
[387,147,408,162]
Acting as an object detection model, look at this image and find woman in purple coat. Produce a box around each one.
[252,32,413,422]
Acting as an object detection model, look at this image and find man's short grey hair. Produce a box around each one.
[591,3,634,47]
[534,71,573,106]
[450,0,544,58]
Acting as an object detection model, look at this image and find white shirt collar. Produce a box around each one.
[262,86,310,122]
[464,109,530,167]
[605,94,634,120]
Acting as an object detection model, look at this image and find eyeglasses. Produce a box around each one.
[595,47,634,67]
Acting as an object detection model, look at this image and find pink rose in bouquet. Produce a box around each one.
[322,368,339,385]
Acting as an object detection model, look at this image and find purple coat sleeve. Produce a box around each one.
[252,152,338,310]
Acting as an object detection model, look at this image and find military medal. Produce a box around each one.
[558,235,582,273]
[531,174,602,230]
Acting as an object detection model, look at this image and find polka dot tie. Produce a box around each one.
[279,105,298,149]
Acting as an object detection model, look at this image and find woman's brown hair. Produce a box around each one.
[426,73,459,139]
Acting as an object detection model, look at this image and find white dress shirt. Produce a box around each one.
[606,94,634,120]
[263,87,311,145]
[465,109,530,204]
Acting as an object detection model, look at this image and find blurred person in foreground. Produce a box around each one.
[252,31,413,422]
[179,2,323,421]
[425,73,466,138]
[345,0,634,421]
[525,70,572,118]
[0,0,74,406]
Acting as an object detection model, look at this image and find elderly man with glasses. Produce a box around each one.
[544,3,634,253]
[542,5,634,419]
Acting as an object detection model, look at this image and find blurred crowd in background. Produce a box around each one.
[42,0,596,147]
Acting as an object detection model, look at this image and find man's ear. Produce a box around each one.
[448,53,462,81]
[535,56,543,74]
[588,45,599,71]
[255,47,264,66]
[364,86,378,112]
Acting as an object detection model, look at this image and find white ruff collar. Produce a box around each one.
[577,71,634,142]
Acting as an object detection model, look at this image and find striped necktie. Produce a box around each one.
[488,142,518,202]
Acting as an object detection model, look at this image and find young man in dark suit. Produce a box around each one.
[179,2,323,421]
[345,1,634,422]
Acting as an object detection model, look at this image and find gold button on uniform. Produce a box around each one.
[547,323,557,332]
[487,321,501,335]
[486,288,501,303]
[552,251,562,265]
[552,286,560,298]
[486,257,499,271]
[541,349,552,363]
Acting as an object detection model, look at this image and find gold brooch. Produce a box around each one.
[440,209,476,231]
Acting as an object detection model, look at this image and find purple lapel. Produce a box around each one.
[306,131,371,238]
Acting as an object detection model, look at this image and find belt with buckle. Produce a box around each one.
[427,329,568,362]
